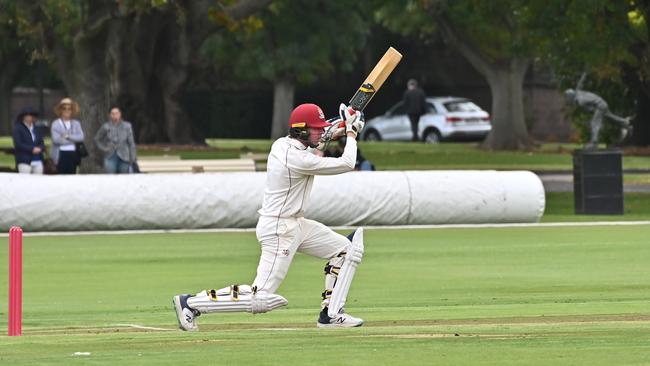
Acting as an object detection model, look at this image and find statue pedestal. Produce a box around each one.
[573,149,623,215]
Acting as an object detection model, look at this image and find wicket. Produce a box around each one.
[9,226,22,336]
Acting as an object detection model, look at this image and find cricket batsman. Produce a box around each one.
[173,102,366,331]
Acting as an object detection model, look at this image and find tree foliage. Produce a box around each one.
[0,0,31,134]
[539,1,649,144]
[4,0,650,146]
[376,0,646,148]
[203,0,369,84]
[529,0,635,93]
[3,0,272,172]
[202,0,370,137]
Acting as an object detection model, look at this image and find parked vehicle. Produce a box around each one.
[361,97,491,143]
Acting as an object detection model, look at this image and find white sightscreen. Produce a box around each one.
[0,171,545,231]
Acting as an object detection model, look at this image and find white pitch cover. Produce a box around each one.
[0,171,545,231]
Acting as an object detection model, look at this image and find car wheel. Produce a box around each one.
[423,129,441,144]
[364,130,382,141]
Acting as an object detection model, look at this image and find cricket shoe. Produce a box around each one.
[317,307,364,328]
[173,294,200,332]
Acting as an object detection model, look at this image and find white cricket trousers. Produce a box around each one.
[17,163,43,174]
[252,216,349,294]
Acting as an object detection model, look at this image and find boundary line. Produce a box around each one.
[1,221,649,237]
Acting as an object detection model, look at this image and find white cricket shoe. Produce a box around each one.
[173,294,200,332]
[317,307,364,328]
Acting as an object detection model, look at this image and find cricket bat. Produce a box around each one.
[348,47,402,111]
[322,47,402,144]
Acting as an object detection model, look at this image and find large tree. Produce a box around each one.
[378,0,640,149]
[378,0,541,149]
[535,1,642,144]
[19,0,271,172]
[202,0,369,138]
[617,4,650,145]
[0,0,30,135]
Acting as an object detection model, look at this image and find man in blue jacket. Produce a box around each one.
[12,107,46,174]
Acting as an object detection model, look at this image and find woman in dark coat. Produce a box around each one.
[12,107,45,174]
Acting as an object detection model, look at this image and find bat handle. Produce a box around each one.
[349,83,376,111]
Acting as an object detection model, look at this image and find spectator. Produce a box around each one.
[94,106,137,174]
[324,137,374,171]
[12,107,45,174]
[355,147,374,171]
[51,98,85,174]
[402,78,427,141]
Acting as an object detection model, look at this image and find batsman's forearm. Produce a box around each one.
[341,137,357,170]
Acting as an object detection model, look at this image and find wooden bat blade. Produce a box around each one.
[349,47,402,111]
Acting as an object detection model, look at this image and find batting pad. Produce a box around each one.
[328,228,364,318]
[187,285,288,314]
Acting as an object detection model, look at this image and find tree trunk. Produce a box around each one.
[629,3,650,146]
[632,89,650,146]
[149,17,195,144]
[107,11,197,144]
[25,0,272,152]
[271,78,295,139]
[0,57,25,135]
[73,22,112,173]
[0,76,13,136]
[434,15,532,150]
[481,59,531,150]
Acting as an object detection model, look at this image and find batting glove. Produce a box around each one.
[321,117,346,142]
[352,118,365,135]
[339,103,364,137]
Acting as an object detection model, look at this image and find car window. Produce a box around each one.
[443,101,482,112]
[389,101,406,115]
[426,102,437,114]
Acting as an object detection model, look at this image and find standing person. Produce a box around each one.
[94,106,137,174]
[324,137,374,171]
[51,98,85,174]
[173,103,366,331]
[12,107,45,174]
[402,78,427,141]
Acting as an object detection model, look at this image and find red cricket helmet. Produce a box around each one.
[288,103,331,130]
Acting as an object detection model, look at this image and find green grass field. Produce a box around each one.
[1,224,649,365]
[3,137,650,171]
[543,192,650,221]
[212,139,650,171]
[1,136,649,364]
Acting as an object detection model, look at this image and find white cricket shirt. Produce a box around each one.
[258,136,357,218]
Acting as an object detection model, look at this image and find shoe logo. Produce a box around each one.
[335,316,345,324]
[209,289,218,301]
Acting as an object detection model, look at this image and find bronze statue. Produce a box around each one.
[565,73,632,148]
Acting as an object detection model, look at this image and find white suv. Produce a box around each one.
[361,97,491,143]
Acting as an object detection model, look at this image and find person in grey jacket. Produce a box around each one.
[94,106,137,174]
[51,98,85,174]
